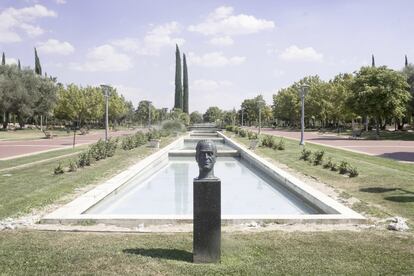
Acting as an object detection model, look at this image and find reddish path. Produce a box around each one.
[0,130,135,160]
[251,128,414,162]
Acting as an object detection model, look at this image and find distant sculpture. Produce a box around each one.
[195,140,217,180]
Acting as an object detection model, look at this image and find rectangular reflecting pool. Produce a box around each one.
[86,157,319,216]
[42,133,365,227]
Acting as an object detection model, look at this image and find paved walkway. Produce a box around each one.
[251,128,414,162]
[0,130,136,160]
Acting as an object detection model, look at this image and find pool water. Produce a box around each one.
[86,157,320,216]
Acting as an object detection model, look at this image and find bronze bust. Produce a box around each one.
[195,140,217,180]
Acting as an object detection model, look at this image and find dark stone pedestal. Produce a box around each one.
[193,178,221,263]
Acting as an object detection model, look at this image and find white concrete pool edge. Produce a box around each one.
[218,131,365,222]
[41,136,186,224]
[41,132,365,227]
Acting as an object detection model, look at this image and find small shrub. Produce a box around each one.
[225,125,234,132]
[54,163,64,174]
[159,129,171,137]
[261,135,275,148]
[348,166,359,177]
[78,151,91,167]
[89,139,107,160]
[105,138,118,157]
[247,131,258,140]
[300,148,312,161]
[339,161,350,174]
[239,129,247,137]
[276,138,285,150]
[121,136,134,150]
[330,162,339,171]
[313,150,325,165]
[146,129,161,141]
[68,160,77,172]
[161,120,185,132]
[133,131,147,147]
[323,157,333,169]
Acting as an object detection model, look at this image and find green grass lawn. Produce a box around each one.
[0,230,412,275]
[0,137,176,219]
[226,132,414,221]
[0,146,88,171]
[0,128,73,141]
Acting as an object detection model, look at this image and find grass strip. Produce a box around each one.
[226,132,414,220]
[0,230,412,275]
[0,137,176,219]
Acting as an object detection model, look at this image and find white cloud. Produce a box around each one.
[0,5,57,43]
[209,36,234,46]
[188,52,245,67]
[188,6,275,36]
[278,45,323,62]
[37,39,75,55]
[71,44,133,72]
[192,79,233,91]
[112,21,185,56]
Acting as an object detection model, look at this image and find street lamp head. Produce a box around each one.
[100,84,112,97]
[299,84,310,97]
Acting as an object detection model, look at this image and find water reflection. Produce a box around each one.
[173,163,189,214]
[87,157,319,216]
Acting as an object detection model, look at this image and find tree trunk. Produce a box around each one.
[2,112,9,129]
[375,118,380,139]
[365,116,369,131]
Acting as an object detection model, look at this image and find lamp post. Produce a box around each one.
[100,84,111,142]
[147,101,152,129]
[241,107,244,127]
[257,99,265,135]
[298,84,309,146]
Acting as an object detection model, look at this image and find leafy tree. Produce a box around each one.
[179,112,190,125]
[34,48,42,75]
[203,106,222,123]
[174,45,183,109]
[54,84,104,126]
[183,53,189,114]
[272,87,300,127]
[135,100,156,126]
[348,66,411,136]
[402,64,414,124]
[190,111,203,124]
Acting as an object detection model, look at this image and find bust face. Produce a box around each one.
[195,141,217,171]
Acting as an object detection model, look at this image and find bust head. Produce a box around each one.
[195,140,217,179]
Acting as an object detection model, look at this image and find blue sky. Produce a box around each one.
[0,0,412,112]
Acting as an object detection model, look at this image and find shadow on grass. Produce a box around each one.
[123,248,193,262]
[360,187,398,193]
[384,196,414,203]
[379,152,414,162]
[360,187,414,203]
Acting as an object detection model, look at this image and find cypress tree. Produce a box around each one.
[1,52,5,65]
[174,44,183,110]
[371,54,375,67]
[183,53,189,114]
[405,55,408,67]
[18,59,21,70]
[34,47,42,75]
